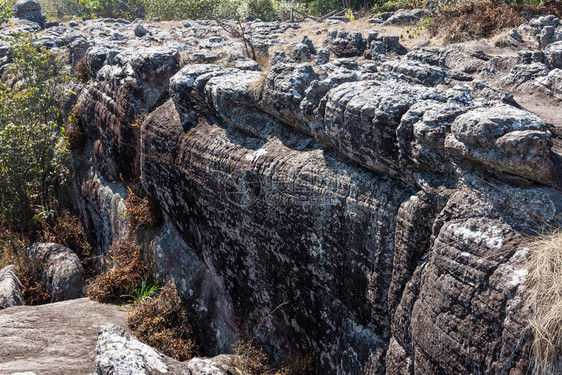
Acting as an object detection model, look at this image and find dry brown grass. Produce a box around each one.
[124,191,161,232]
[428,2,527,44]
[232,339,315,375]
[126,282,197,361]
[0,227,50,305]
[40,210,91,263]
[247,52,271,101]
[87,238,147,303]
[248,72,268,101]
[73,57,90,83]
[428,1,562,45]
[525,228,562,374]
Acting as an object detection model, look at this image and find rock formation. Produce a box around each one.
[26,243,85,301]
[1,11,561,374]
[0,265,24,310]
[14,0,46,28]
[95,324,236,375]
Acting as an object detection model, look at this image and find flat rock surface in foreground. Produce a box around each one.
[0,298,126,374]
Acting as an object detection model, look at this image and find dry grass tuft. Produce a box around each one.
[233,339,315,375]
[73,57,90,83]
[87,238,147,303]
[248,72,268,101]
[247,53,270,101]
[0,227,50,305]
[525,228,562,374]
[428,2,526,44]
[126,282,197,361]
[124,191,161,232]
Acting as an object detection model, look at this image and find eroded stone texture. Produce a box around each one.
[16,15,562,375]
[77,45,180,180]
[142,99,415,373]
[0,298,127,374]
[0,265,24,310]
[26,243,85,301]
[95,324,237,375]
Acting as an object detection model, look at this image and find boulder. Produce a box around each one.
[382,9,425,26]
[95,324,236,375]
[14,0,46,28]
[0,265,24,309]
[26,243,85,301]
[134,24,148,37]
[324,30,366,57]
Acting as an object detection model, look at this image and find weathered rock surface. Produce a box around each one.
[26,243,85,301]
[3,14,561,375]
[95,324,236,375]
[0,265,24,309]
[14,0,46,28]
[0,298,127,374]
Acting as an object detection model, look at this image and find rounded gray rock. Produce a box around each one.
[26,243,85,301]
[0,265,24,309]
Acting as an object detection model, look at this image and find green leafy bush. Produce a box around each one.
[247,0,278,20]
[77,0,146,20]
[0,33,71,229]
[144,0,222,20]
[0,0,13,23]
[306,0,341,16]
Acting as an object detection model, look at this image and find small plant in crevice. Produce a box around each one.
[233,339,315,375]
[73,56,90,83]
[86,238,147,303]
[121,277,160,305]
[126,282,197,361]
[124,189,161,232]
[232,301,316,375]
[64,107,87,151]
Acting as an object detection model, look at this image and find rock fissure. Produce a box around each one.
[2,12,561,374]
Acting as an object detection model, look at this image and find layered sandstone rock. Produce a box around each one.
[2,13,559,374]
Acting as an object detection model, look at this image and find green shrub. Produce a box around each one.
[0,33,71,230]
[307,0,341,16]
[144,0,223,20]
[0,0,13,23]
[77,0,146,20]
[247,0,278,20]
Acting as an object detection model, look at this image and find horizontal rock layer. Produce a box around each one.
[12,14,561,374]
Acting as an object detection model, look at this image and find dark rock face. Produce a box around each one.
[26,243,85,301]
[17,15,562,374]
[78,45,179,180]
[142,100,415,372]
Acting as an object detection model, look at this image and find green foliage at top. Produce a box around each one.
[76,0,146,19]
[0,33,72,229]
[0,0,13,23]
